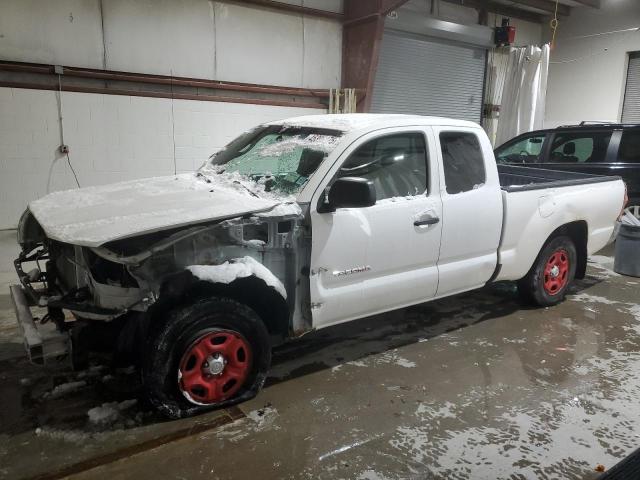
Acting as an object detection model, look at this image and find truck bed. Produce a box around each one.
[498,164,622,192]
[496,163,625,283]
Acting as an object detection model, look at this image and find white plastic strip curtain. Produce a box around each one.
[483,48,510,146]
[494,44,550,147]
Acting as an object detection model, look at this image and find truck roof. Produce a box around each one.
[269,114,480,133]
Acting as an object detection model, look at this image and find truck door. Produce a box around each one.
[433,127,503,297]
[308,127,442,329]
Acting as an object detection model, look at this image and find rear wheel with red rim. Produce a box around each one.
[543,248,570,295]
[518,235,577,307]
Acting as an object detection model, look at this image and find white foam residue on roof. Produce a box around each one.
[269,113,479,132]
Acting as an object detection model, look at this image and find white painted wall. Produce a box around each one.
[102,0,217,78]
[212,2,341,88]
[544,0,640,128]
[0,0,343,87]
[0,0,340,228]
[0,87,321,228]
[0,0,105,68]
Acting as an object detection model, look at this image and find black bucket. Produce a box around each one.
[614,222,640,277]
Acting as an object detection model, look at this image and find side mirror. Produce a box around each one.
[320,177,376,212]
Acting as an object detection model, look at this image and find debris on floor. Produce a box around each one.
[1,252,639,479]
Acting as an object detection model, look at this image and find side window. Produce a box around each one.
[495,135,545,164]
[339,133,428,201]
[618,130,640,163]
[548,131,612,163]
[440,132,486,195]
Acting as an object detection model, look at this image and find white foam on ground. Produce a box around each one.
[87,399,137,425]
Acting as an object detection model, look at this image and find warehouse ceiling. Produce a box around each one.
[439,0,600,23]
[492,0,599,14]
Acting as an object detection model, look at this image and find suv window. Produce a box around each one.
[618,130,640,163]
[440,132,486,194]
[339,133,428,200]
[496,134,545,164]
[547,131,612,163]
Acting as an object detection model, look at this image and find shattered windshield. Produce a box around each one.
[200,125,343,195]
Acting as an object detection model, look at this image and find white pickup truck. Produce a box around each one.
[11,114,625,418]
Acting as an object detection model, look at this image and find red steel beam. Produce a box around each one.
[342,0,411,112]
[0,80,326,109]
[0,61,330,98]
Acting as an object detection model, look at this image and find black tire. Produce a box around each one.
[517,235,577,307]
[143,297,271,419]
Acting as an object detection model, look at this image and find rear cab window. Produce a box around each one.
[547,131,612,163]
[440,132,486,194]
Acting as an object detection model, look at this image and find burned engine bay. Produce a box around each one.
[14,205,312,362]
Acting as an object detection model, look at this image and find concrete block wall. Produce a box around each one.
[0,0,343,88]
[0,87,321,228]
[0,0,340,228]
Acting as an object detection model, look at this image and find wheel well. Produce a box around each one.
[149,270,290,341]
[548,220,588,279]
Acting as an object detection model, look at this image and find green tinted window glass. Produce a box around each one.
[496,135,545,164]
[548,132,612,163]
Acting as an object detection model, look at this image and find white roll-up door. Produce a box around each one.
[371,30,486,123]
[622,52,640,123]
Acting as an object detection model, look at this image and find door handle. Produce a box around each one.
[414,217,440,226]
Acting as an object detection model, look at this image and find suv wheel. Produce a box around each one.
[625,205,640,220]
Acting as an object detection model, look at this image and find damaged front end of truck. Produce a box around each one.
[11,122,342,370]
[13,202,313,368]
[11,124,342,366]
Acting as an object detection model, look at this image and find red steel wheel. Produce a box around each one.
[517,235,576,307]
[543,248,570,295]
[178,329,252,405]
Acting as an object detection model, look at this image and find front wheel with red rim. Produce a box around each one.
[518,235,577,307]
[143,297,271,419]
[178,329,252,405]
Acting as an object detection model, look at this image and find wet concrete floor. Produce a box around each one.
[0,230,639,479]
